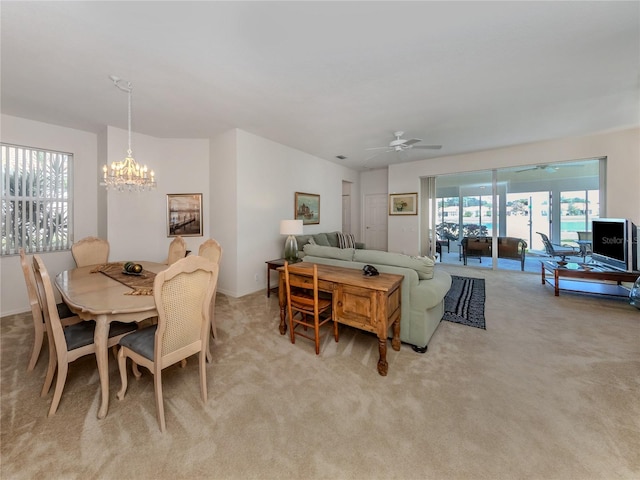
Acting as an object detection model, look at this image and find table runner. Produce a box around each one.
[90,262,156,295]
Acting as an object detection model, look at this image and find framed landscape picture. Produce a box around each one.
[167,193,203,237]
[295,192,320,225]
[389,192,418,215]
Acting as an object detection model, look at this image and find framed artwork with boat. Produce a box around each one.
[295,192,320,225]
[167,193,203,237]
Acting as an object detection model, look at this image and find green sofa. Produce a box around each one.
[294,231,365,258]
[301,244,452,353]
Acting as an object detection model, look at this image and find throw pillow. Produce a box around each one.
[337,232,356,249]
[313,233,331,247]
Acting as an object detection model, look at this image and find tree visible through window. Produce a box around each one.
[1,143,73,255]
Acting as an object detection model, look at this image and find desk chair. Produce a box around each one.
[71,236,109,267]
[536,232,579,261]
[33,255,137,416]
[284,262,338,355]
[116,256,218,432]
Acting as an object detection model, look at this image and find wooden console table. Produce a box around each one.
[541,261,638,297]
[277,263,403,376]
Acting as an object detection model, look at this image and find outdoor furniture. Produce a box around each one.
[536,232,579,261]
[461,236,528,270]
[576,231,592,259]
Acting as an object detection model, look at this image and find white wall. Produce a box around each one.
[0,116,210,316]
[385,127,640,256]
[231,129,360,297]
[209,129,238,297]
[105,126,209,262]
[1,115,99,314]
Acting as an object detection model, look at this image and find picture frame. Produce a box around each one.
[295,192,320,225]
[389,192,418,215]
[167,193,203,237]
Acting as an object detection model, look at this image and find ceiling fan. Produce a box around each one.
[366,131,442,155]
[515,164,583,173]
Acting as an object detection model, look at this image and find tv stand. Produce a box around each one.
[541,261,639,297]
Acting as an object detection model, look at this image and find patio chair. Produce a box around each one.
[536,232,579,261]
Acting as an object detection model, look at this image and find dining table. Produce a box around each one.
[54,260,167,419]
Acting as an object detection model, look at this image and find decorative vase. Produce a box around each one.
[283,235,299,263]
[630,276,640,309]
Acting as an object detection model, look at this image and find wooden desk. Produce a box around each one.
[55,261,166,419]
[277,263,403,376]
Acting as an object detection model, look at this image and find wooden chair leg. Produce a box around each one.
[48,361,68,417]
[27,321,44,372]
[116,349,128,400]
[199,350,207,403]
[154,371,166,432]
[41,345,57,397]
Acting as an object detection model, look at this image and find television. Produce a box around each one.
[591,218,638,272]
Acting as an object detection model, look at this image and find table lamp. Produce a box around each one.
[280,219,303,263]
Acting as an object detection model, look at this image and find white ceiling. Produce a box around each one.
[2,1,639,170]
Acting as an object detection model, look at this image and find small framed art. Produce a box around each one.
[389,192,418,215]
[167,193,203,237]
[295,192,320,225]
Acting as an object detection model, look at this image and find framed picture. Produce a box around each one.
[295,192,320,225]
[167,193,203,237]
[389,192,418,215]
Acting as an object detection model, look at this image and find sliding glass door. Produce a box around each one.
[432,158,603,272]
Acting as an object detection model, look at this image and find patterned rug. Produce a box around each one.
[443,275,486,329]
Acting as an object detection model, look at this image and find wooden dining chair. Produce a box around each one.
[166,236,187,264]
[71,236,110,267]
[32,255,137,416]
[116,256,219,432]
[284,262,338,355]
[19,249,80,372]
[198,238,223,343]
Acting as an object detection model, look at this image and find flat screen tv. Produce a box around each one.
[591,218,638,272]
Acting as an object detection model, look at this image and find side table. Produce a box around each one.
[265,259,286,297]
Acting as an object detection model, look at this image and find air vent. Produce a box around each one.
[336,155,347,160]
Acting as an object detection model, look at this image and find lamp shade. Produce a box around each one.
[280,219,303,236]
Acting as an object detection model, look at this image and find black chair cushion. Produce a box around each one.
[63,321,137,351]
[56,302,74,319]
[119,324,157,361]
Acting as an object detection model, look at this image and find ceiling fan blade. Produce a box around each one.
[515,167,537,173]
[412,145,442,150]
[403,138,422,147]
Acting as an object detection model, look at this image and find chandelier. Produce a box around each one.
[101,76,156,192]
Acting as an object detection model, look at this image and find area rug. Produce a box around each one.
[443,275,486,329]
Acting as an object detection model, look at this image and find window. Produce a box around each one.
[1,143,73,255]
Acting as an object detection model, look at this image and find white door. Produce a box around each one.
[364,194,388,251]
[342,195,351,234]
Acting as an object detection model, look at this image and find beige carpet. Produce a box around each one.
[1,265,639,479]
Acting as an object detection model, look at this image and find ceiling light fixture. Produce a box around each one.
[101,76,156,192]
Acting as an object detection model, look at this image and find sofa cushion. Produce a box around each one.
[302,244,355,261]
[312,233,331,247]
[324,232,340,248]
[337,232,356,249]
[353,250,435,279]
[295,234,314,251]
